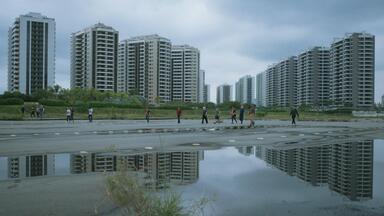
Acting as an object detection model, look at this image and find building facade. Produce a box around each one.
[171,45,200,103]
[203,84,210,103]
[235,75,255,104]
[70,23,119,92]
[8,12,56,95]
[198,70,206,103]
[216,84,232,104]
[256,72,267,107]
[297,47,330,107]
[118,35,171,104]
[330,33,375,109]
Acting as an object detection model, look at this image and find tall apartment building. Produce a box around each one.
[118,35,171,104]
[70,23,118,92]
[330,33,375,109]
[297,47,330,106]
[266,65,277,107]
[216,84,232,104]
[266,57,297,107]
[276,57,297,107]
[203,84,210,103]
[235,75,255,104]
[8,12,56,95]
[382,94,384,106]
[199,69,206,102]
[171,45,200,102]
[256,72,267,107]
[8,154,54,178]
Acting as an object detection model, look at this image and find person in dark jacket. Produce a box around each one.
[239,105,245,124]
[145,109,151,123]
[290,108,299,126]
[231,106,237,124]
[176,107,182,124]
[201,107,208,124]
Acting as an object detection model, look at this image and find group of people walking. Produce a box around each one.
[20,104,45,120]
[201,105,257,127]
[60,105,299,126]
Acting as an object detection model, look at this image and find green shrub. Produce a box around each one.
[39,99,67,106]
[0,98,24,105]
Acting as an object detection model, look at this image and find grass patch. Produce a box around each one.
[105,170,211,216]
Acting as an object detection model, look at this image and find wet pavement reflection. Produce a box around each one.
[0,140,383,215]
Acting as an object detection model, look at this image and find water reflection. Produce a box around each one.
[3,150,204,189]
[255,140,373,201]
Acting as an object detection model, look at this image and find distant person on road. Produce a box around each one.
[214,108,221,124]
[231,106,237,124]
[30,106,36,118]
[239,105,245,124]
[290,108,299,126]
[176,107,182,124]
[39,105,45,120]
[21,105,25,117]
[201,107,208,124]
[249,105,256,127]
[36,106,40,119]
[66,107,71,123]
[88,107,94,122]
[70,106,75,124]
[145,109,151,123]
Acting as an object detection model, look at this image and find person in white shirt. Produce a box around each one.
[88,107,94,122]
[66,108,71,123]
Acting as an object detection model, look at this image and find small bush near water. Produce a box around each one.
[105,171,212,216]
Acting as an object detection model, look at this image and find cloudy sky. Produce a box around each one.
[0,0,383,102]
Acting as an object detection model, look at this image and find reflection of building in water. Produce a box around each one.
[70,150,201,188]
[296,145,329,186]
[256,140,373,201]
[236,146,255,156]
[263,147,296,176]
[328,141,373,201]
[70,153,117,173]
[170,152,199,184]
[8,155,54,178]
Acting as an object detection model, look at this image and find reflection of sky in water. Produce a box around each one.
[54,154,70,176]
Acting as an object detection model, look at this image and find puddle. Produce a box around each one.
[0,140,383,215]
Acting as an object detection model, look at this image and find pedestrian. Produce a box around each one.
[20,105,25,117]
[39,105,45,120]
[239,105,245,124]
[88,107,94,122]
[231,106,237,124]
[249,105,256,128]
[70,106,75,124]
[176,107,182,124]
[214,108,221,124]
[290,108,299,126]
[201,106,208,124]
[30,106,36,118]
[66,107,71,123]
[145,109,151,123]
[36,106,40,119]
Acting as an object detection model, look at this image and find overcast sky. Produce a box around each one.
[0,0,383,102]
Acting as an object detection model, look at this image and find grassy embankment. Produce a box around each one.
[0,104,374,121]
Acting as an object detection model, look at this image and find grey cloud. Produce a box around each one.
[0,0,383,102]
